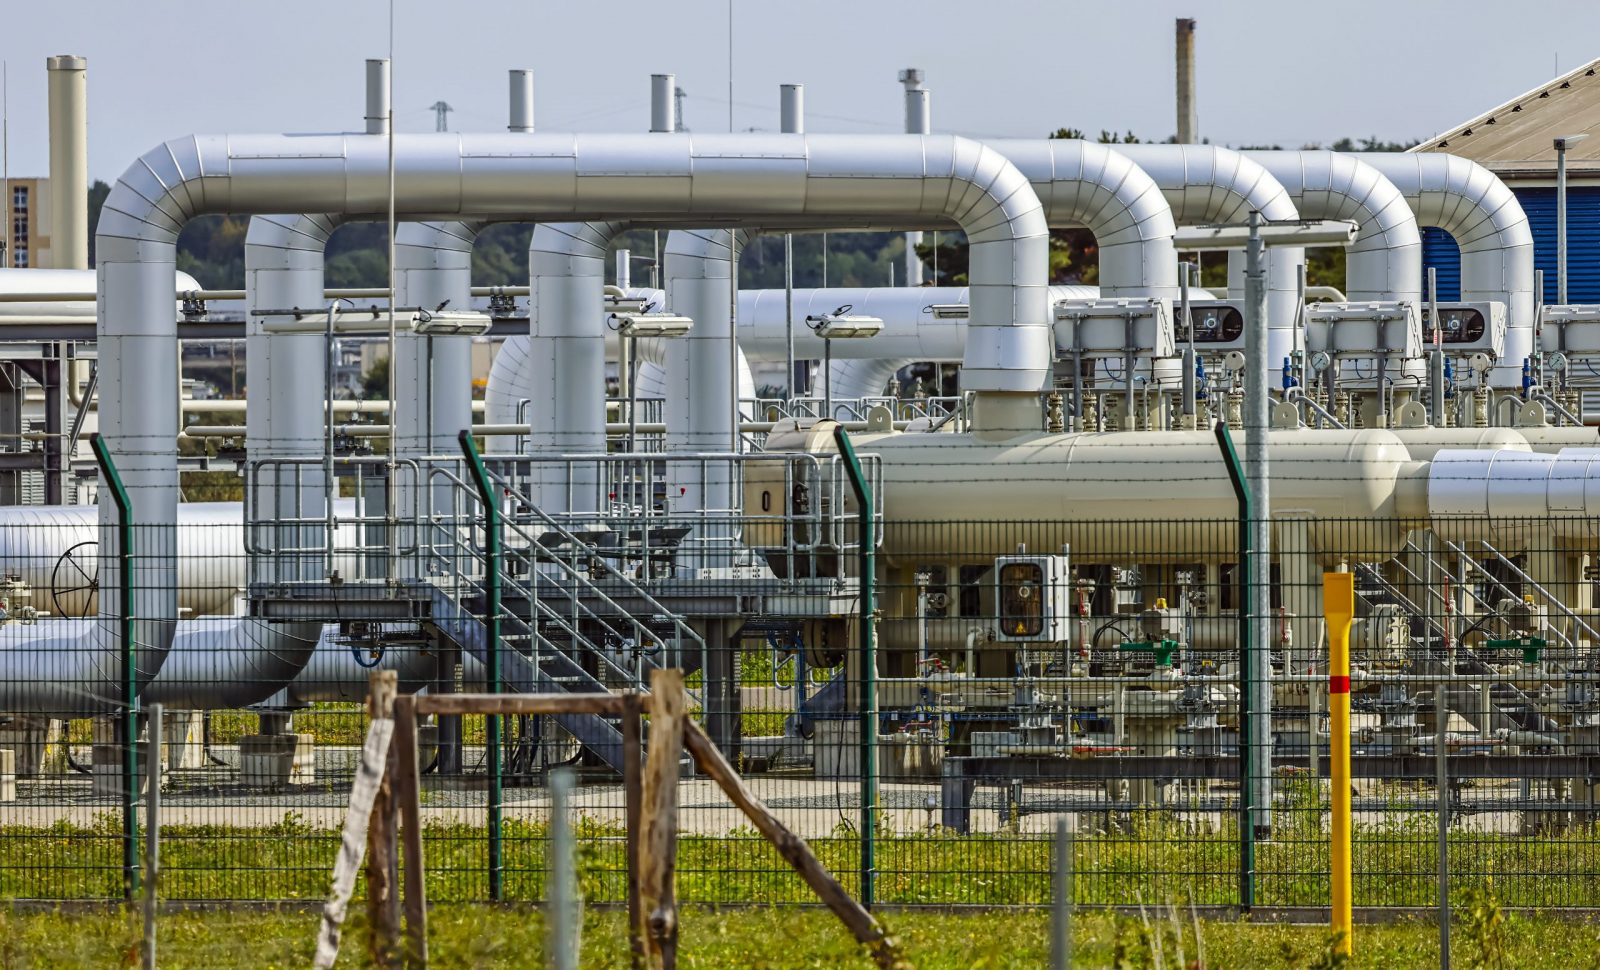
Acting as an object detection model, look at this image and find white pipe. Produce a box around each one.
[524,219,635,507]
[45,55,88,270]
[0,267,200,319]
[245,213,340,577]
[508,70,534,133]
[899,68,929,287]
[1238,151,1422,306]
[1116,144,1303,379]
[1354,152,1535,388]
[985,140,1181,304]
[650,74,675,134]
[58,130,1050,715]
[780,84,804,136]
[393,219,480,536]
[664,138,1168,470]
[365,59,390,136]
[1429,447,1600,546]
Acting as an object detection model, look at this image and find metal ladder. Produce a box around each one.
[418,458,708,770]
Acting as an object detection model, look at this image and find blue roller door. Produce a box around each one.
[1421,227,1461,301]
[1416,186,1600,304]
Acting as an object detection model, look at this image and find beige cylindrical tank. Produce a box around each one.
[749,422,1422,563]
[1389,427,1530,461]
[1514,425,1600,453]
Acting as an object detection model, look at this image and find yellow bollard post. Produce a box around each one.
[1324,570,1355,956]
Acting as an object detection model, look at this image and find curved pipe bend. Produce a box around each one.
[1240,151,1422,304]
[1354,152,1535,386]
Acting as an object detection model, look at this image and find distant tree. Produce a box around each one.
[361,355,389,398]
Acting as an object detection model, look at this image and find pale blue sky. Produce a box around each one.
[4,0,1598,183]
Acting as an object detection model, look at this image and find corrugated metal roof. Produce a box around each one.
[1411,57,1600,177]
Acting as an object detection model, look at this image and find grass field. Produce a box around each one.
[7,812,1600,911]
[0,898,1590,968]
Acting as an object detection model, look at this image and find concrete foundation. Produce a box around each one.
[0,716,62,776]
[240,733,315,790]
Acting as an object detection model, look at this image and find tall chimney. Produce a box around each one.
[508,70,535,132]
[898,68,929,286]
[365,59,390,135]
[46,55,88,270]
[780,84,804,135]
[1175,19,1197,144]
[650,74,676,134]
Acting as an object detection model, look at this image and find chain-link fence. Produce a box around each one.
[1,479,1597,917]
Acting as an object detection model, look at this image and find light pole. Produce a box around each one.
[1555,133,1589,305]
[1176,217,1358,842]
[805,306,884,419]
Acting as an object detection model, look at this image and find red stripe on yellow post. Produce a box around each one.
[1324,570,1356,956]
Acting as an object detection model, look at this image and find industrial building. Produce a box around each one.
[1417,56,1600,302]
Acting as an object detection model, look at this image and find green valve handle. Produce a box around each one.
[1485,636,1545,665]
[1117,639,1178,667]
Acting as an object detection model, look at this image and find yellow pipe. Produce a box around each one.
[1324,569,1355,956]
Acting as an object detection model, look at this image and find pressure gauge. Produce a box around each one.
[1549,352,1570,373]
[1310,350,1332,375]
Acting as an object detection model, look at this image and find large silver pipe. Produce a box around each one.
[523,220,634,511]
[663,137,1171,467]
[1353,152,1535,388]
[1237,151,1422,305]
[45,55,89,270]
[985,140,1181,304]
[365,59,390,136]
[245,213,340,583]
[68,130,1049,715]
[1117,144,1302,380]
[393,219,481,533]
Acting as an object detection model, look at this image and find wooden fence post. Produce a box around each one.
[393,694,428,968]
[681,719,906,970]
[623,692,645,969]
[365,671,401,968]
[639,670,685,970]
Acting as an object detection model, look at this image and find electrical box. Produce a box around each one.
[993,553,1072,642]
[1304,301,1421,360]
[1420,301,1506,358]
[1539,304,1600,354]
[1053,298,1174,359]
[1182,300,1246,350]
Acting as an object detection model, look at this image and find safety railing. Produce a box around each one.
[242,455,423,582]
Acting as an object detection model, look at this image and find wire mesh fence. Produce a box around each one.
[0,499,1595,917]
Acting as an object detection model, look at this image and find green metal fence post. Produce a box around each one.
[459,430,504,901]
[832,426,876,909]
[90,433,139,901]
[1214,421,1255,912]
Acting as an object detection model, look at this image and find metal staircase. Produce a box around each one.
[418,455,709,772]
